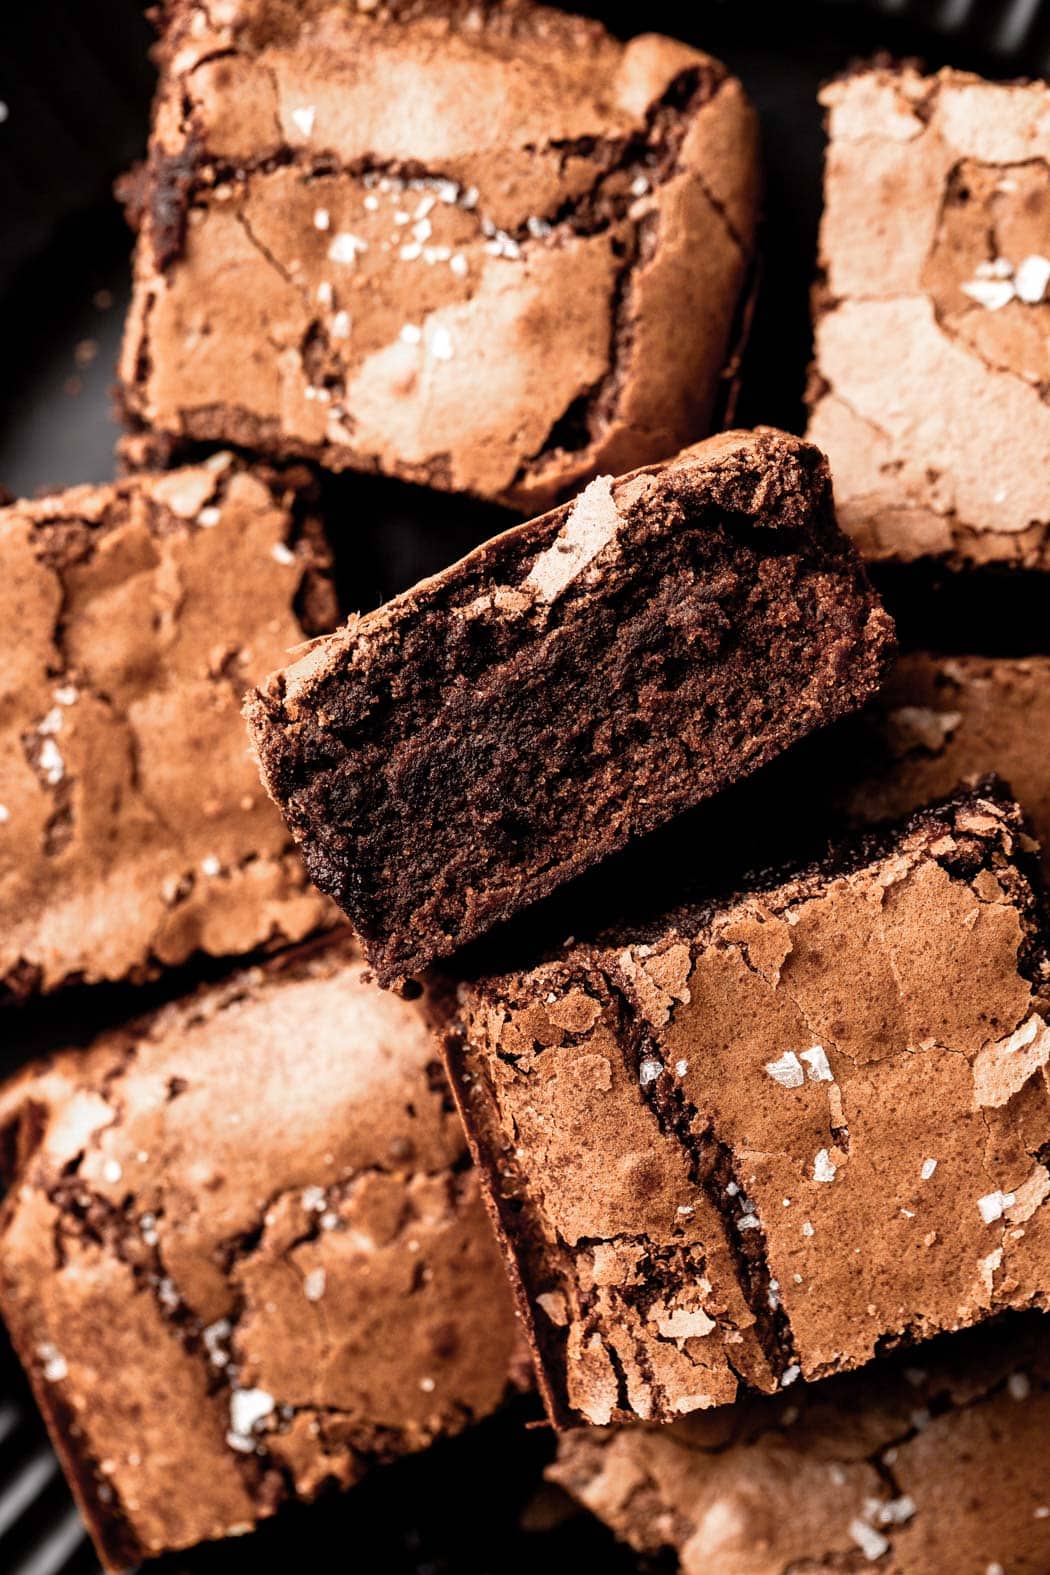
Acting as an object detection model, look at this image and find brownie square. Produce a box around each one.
[840,653,1050,885]
[118,0,760,510]
[447,783,1050,1427]
[245,430,894,985]
[808,64,1050,569]
[0,460,338,998]
[550,1317,1050,1575]
[0,936,519,1569]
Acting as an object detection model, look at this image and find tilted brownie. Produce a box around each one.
[0,936,519,1570]
[0,459,337,998]
[808,64,1050,569]
[117,0,760,510]
[446,782,1050,1427]
[840,653,1050,884]
[550,1316,1050,1575]
[246,430,895,985]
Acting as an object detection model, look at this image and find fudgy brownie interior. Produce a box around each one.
[248,433,893,982]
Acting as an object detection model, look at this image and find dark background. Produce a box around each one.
[0,2,1047,1572]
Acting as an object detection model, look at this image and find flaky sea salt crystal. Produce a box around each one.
[813,1148,837,1183]
[850,1519,890,1560]
[1014,254,1050,303]
[765,1051,804,1088]
[977,1189,1015,1224]
[800,1045,832,1082]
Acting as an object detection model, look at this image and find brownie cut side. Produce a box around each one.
[446,781,1050,1429]
[0,935,519,1570]
[246,429,895,985]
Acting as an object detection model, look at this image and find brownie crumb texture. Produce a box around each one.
[809,65,1050,569]
[119,0,760,509]
[246,430,894,985]
[0,460,338,999]
[550,1315,1050,1575]
[449,784,1050,1428]
[0,938,519,1570]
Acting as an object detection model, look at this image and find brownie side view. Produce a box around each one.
[246,430,895,985]
[0,459,338,999]
[117,0,759,510]
[0,936,520,1571]
[838,653,1050,887]
[447,782,1050,1428]
[549,1315,1050,1575]
[808,64,1050,570]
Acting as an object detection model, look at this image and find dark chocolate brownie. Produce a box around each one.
[0,458,338,999]
[446,782,1050,1428]
[245,429,895,985]
[550,1314,1050,1575]
[0,935,520,1570]
[118,0,760,511]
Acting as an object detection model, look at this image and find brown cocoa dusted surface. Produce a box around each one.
[118,0,759,510]
[447,784,1050,1428]
[550,1315,1050,1575]
[0,460,337,999]
[808,64,1050,569]
[842,653,1050,886]
[0,935,520,1571]
[245,430,894,986]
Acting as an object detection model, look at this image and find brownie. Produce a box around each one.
[0,935,520,1570]
[246,430,894,985]
[0,459,338,999]
[550,1315,1050,1575]
[840,653,1050,885]
[808,64,1050,569]
[446,782,1050,1428]
[117,0,760,510]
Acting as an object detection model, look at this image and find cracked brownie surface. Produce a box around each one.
[446,783,1050,1428]
[549,1314,1050,1575]
[245,430,894,986]
[840,653,1050,886]
[0,935,519,1570]
[0,459,337,999]
[808,64,1050,570]
[117,0,759,510]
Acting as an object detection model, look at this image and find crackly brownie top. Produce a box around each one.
[455,784,1050,1425]
[0,937,519,1568]
[809,64,1050,568]
[842,653,1050,886]
[0,459,337,998]
[550,1315,1050,1575]
[121,0,758,507]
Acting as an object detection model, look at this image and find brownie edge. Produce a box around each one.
[0,936,520,1568]
[246,429,895,986]
[446,782,1050,1429]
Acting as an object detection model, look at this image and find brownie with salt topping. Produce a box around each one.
[245,429,893,986]
[808,64,1050,569]
[0,459,337,999]
[118,0,759,511]
[446,781,1050,1428]
[550,1315,1050,1575]
[0,935,520,1570]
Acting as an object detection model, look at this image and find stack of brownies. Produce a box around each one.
[2,3,1049,1571]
